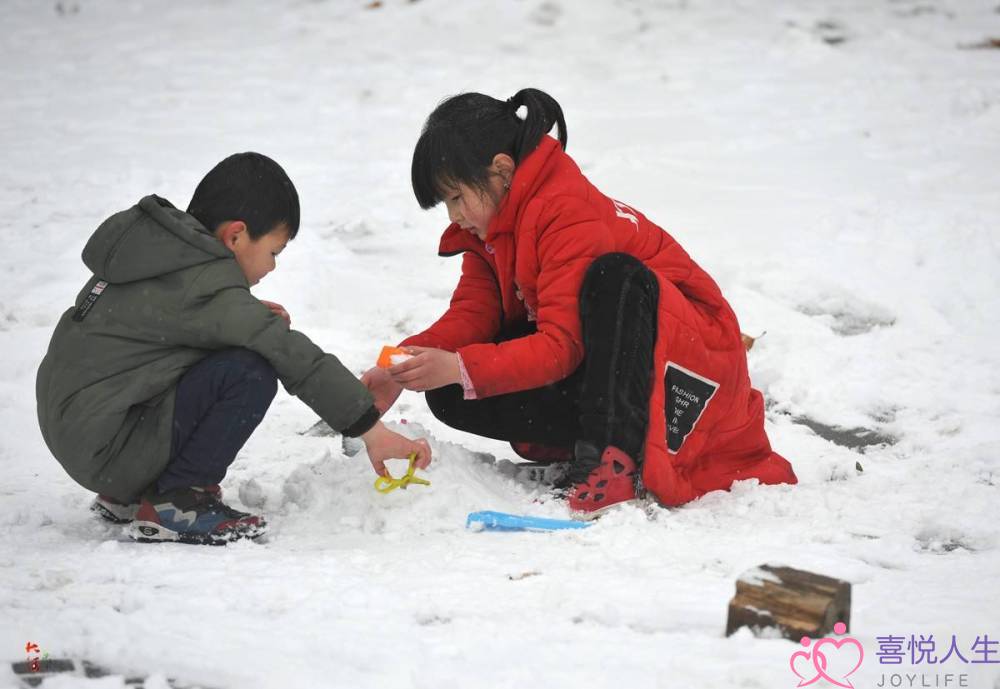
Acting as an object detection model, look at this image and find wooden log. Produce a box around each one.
[725,564,851,640]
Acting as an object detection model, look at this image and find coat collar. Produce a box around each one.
[438,223,479,256]
[486,135,561,241]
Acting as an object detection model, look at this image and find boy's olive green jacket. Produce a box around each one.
[36,195,375,501]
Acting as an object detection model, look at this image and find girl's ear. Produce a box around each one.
[491,153,516,182]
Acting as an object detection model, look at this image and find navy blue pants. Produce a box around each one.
[156,349,278,494]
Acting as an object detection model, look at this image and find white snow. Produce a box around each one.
[737,566,784,588]
[2,1,999,687]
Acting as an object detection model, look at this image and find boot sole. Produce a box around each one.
[90,500,137,524]
[570,498,642,521]
[129,519,267,546]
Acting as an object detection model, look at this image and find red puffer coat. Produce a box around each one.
[401,136,796,506]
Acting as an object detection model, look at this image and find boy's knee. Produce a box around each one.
[220,349,278,398]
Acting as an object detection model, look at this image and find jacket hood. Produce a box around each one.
[82,195,233,283]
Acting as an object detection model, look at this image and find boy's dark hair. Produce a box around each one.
[411,88,567,209]
[187,152,300,239]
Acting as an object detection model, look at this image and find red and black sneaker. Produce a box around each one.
[91,484,222,525]
[558,441,639,518]
[129,485,263,545]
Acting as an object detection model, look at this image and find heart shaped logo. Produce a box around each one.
[790,650,822,687]
[812,637,864,688]
[788,623,865,689]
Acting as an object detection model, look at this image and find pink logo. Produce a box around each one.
[789,622,864,688]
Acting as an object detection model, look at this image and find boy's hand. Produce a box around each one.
[360,421,432,476]
[360,366,404,414]
[260,300,291,325]
[388,346,460,392]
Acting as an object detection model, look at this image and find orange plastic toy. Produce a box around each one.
[376,345,410,369]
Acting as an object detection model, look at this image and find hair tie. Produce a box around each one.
[506,96,526,121]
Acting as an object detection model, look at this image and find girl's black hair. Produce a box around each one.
[411,88,567,209]
[187,152,300,240]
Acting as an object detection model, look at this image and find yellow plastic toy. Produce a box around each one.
[374,453,431,494]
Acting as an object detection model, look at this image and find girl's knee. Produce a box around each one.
[581,254,658,304]
[590,252,643,272]
[584,253,654,288]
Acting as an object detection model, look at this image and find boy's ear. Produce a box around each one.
[216,220,248,250]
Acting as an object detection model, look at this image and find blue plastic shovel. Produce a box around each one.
[466,510,592,532]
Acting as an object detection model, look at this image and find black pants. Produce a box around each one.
[156,349,277,493]
[426,253,658,460]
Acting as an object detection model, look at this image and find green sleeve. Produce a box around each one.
[176,262,376,434]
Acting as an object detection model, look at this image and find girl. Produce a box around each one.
[362,89,797,515]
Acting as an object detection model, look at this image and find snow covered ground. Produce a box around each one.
[1,0,999,687]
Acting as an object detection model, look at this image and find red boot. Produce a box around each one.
[510,441,574,463]
[564,443,638,516]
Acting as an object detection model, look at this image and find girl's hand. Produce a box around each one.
[388,346,461,392]
[360,366,404,415]
[260,300,291,325]
[360,421,432,476]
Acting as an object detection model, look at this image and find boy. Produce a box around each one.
[36,152,429,545]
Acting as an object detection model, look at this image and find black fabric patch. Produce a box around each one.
[665,362,720,453]
[71,280,108,322]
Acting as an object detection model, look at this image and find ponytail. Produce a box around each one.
[411,88,569,209]
[506,88,568,163]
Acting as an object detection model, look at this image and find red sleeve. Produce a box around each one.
[400,251,502,352]
[458,196,614,397]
